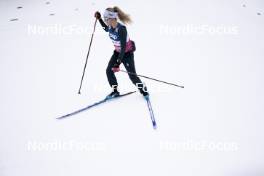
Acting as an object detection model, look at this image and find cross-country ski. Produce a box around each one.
[57,91,136,119]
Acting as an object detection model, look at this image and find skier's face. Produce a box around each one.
[105,18,117,27]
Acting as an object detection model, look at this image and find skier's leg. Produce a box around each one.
[122,52,149,96]
[106,51,119,90]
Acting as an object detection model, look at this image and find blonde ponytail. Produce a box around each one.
[106,6,132,24]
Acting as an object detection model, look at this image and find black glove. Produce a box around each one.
[94,11,101,19]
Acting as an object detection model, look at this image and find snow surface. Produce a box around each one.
[0,0,264,175]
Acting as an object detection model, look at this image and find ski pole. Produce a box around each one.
[78,18,98,94]
[119,69,184,88]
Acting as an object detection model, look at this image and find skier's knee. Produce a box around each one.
[106,66,113,75]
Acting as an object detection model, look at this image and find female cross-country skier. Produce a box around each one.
[94,6,149,99]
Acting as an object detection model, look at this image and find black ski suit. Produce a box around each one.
[98,19,147,95]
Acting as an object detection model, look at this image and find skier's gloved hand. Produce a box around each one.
[112,67,120,73]
[94,11,101,19]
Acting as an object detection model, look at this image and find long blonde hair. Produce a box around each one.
[106,6,132,24]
